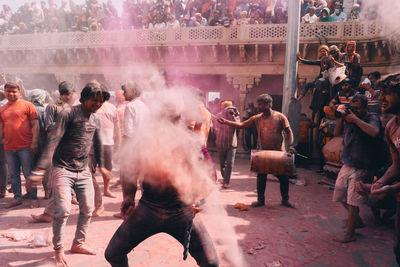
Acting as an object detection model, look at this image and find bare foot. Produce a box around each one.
[92,206,104,217]
[31,212,52,223]
[55,249,69,267]
[30,200,39,209]
[104,191,117,198]
[333,234,356,243]
[113,212,122,219]
[70,244,96,255]
[71,198,79,205]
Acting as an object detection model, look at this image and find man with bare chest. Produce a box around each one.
[218,94,295,207]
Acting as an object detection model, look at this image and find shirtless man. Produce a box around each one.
[218,93,295,207]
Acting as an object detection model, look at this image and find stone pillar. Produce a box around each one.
[226,74,261,151]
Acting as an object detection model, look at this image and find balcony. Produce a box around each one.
[0,20,388,50]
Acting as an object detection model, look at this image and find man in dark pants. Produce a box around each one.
[370,73,400,264]
[218,94,295,208]
[105,107,219,267]
[29,82,112,267]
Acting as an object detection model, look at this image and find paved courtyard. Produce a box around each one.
[0,158,397,267]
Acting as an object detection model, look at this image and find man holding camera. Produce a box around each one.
[332,94,383,243]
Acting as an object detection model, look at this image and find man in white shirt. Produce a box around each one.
[301,6,318,23]
[89,93,120,216]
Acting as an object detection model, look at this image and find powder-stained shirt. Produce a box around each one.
[123,98,148,138]
[0,99,38,150]
[214,107,240,149]
[251,111,291,151]
[44,98,69,133]
[341,113,381,171]
[37,104,103,172]
[96,101,118,146]
[385,116,400,156]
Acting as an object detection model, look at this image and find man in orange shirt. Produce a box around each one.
[0,82,39,208]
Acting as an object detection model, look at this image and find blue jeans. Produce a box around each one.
[5,147,36,200]
[52,167,94,250]
[0,143,8,189]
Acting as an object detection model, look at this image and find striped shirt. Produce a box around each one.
[213,107,240,149]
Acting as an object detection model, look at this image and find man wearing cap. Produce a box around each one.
[213,101,239,189]
[329,77,359,109]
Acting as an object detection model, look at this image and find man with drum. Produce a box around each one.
[218,94,295,208]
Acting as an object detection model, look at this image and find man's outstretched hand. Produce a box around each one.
[217,117,226,124]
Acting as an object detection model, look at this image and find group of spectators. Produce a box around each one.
[294,40,400,246]
[0,0,375,34]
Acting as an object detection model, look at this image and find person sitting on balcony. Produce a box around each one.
[180,14,191,27]
[315,0,328,17]
[301,0,314,17]
[142,16,154,29]
[274,0,288,24]
[319,7,333,22]
[193,12,208,26]
[154,16,167,29]
[167,15,180,28]
[31,2,45,33]
[237,10,249,25]
[209,10,222,26]
[331,2,347,22]
[301,6,318,23]
[348,3,361,21]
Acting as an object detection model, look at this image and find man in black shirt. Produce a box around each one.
[29,82,112,267]
[105,103,219,267]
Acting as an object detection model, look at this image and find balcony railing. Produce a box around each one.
[0,20,387,51]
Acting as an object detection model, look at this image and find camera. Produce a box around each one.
[334,104,352,118]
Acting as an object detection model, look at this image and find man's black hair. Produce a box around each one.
[256,93,273,107]
[79,82,110,103]
[4,82,20,91]
[351,94,368,109]
[378,72,400,96]
[58,81,75,96]
[368,71,381,80]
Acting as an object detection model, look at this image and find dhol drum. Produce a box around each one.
[250,150,294,175]
[322,136,343,167]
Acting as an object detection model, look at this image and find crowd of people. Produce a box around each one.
[0,36,400,265]
[0,0,374,34]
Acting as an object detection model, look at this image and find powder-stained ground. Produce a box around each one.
[0,158,397,267]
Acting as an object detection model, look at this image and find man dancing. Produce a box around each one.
[105,93,219,267]
[218,93,295,208]
[29,82,112,267]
